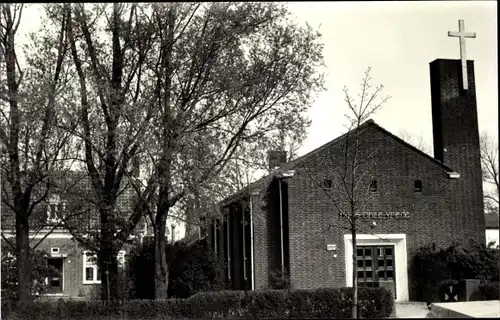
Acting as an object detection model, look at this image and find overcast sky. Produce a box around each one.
[286,1,498,156]
[17,2,497,158]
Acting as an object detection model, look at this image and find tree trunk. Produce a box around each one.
[99,246,120,301]
[99,206,120,301]
[15,213,31,302]
[352,225,358,319]
[154,213,169,299]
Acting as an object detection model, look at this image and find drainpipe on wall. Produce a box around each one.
[242,204,247,284]
[249,194,256,290]
[278,179,285,275]
[225,211,231,282]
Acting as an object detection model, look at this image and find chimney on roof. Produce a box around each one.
[268,150,287,171]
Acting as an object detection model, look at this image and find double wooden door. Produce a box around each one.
[356,245,396,299]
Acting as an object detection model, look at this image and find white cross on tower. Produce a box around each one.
[448,19,476,90]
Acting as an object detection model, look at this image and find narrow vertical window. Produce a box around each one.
[370,179,378,192]
[414,179,422,192]
[226,213,231,281]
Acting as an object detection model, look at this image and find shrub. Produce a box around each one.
[479,281,500,300]
[128,237,225,299]
[167,239,226,298]
[413,241,500,302]
[1,247,59,300]
[269,268,291,290]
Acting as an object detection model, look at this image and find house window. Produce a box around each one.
[47,195,66,223]
[51,247,60,254]
[370,180,378,192]
[83,251,100,284]
[83,250,126,284]
[323,179,332,190]
[414,179,422,192]
[117,250,126,268]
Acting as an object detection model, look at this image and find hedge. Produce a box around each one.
[6,287,394,319]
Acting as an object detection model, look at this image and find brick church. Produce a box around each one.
[204,58,485,302]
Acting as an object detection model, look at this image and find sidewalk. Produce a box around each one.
[388,302,430,318]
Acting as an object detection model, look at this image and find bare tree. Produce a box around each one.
[144,2,324,298]
[480,132,499,214]
[302,67,390,318]
[0,3,73,301]
[398,130,432,155]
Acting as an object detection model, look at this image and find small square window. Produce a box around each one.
[370,179,378,192]
[323,179,332,189]
[414,179,422,192]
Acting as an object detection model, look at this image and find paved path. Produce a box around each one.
[427,300,500,318]
[388,302,430,318]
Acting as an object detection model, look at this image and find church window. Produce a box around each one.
[414,180,422,192]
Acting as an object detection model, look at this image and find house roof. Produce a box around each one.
[485,213,499,229]
[219,119,456,207]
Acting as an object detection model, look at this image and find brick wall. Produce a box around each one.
[285,123,484,300]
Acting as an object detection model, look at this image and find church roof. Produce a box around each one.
[220,119,456,207]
